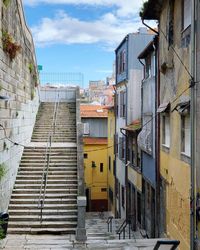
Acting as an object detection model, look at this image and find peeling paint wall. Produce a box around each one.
[159,0,191,249]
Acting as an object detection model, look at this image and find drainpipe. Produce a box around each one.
[154,35,160,238]
[191,0,197,249]
[142,19,159,35]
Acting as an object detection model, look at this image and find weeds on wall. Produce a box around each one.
[28,63,34,74]
[31,89,35,100]
[3,0,10,7]
[0,163,6,181]
[3,142,8,151]
[2,31,21,60]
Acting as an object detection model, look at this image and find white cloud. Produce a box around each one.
[23,0,144,17]
[31,10,147,48]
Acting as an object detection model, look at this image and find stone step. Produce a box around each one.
[20,159,77,163]
[12,188,77,194]
[15,179,77,185]
[18,171,77,176]
[16,175,77,180]
[11,193,77,199]
[10,198,77,205]
[21,156,77,160]
[14,184,78,189]
[19,167,77,171]
[8,221,77,228]
[31,139,76,142]
[24,148,77,151]
[9,209,77,216]
[7,227,76,235]
[9,204,77,210]
[19,163,77,166]
[9,214,77,222]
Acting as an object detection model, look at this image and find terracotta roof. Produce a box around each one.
[80,105,108,118]
[83,137,108,145]
[123,119,141,132]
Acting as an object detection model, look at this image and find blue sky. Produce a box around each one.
[23,0,146,87]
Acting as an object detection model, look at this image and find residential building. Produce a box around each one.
[106,105,116,214]
[141,1,191,249]
[80,105,108,212]
[138,37,158,237]
[115,28,154,219]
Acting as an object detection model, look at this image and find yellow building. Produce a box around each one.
[81,105,108,212]
[141,0,191,249]
[106,106,115,215]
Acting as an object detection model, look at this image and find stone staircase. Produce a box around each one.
[7,102,78,234]
[31,102,76,143]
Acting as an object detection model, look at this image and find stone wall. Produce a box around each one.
[0,0,39,211]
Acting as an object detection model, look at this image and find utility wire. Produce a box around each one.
[159,28,193,79]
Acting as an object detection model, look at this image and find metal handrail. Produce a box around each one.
[116,215,133,240]
[38,93,60,223]
[107,216,114,232]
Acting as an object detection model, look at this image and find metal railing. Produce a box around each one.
[38,93,60,223]
[153,240,180,250]
[116,215,134,240]
[107,216,114,232]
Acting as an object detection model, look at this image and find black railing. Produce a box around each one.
[116,215,134,240]
[107,216,114,232]
[153,240,180,250]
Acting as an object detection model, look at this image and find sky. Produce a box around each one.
[23,0,147,87]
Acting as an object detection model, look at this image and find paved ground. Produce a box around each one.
[0,213,172,249]
[0,234,171,250]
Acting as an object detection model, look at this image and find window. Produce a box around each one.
[115,94,119,117]
[162,115,170,147]
[115,178,119,197]
[114,134,118,154]
[113,160,116,176]
[109,156,111,171]
[119,136,125,160]
[117,49,126,74]
[182,0,191,30]
[100,163,104,172]
[120,91,126,118]
[122,186,125,208]
[122,50,126,72]
[181,115,190,157]
[84,153,88,159]
[145,55,151,78]
[83,123,90,135]
[168,0,174,46]
[109,187,113,204]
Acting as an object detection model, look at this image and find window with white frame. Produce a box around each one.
[181,114,190,157]
[182,0,191,30]
[83,123,90,135]
[162,115,170,147]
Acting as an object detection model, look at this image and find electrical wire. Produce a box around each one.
[0,124,26,147]
[159,27,193,79]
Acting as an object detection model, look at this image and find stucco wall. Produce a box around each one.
[159,0,191,249]
[0,0,39,211]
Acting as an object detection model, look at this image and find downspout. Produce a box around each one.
[138,57,145,230]
[142,19,159,35]
[114,48,118,218]
[125,37,129,219]
[154,35,160,238]
[191,0,197,249]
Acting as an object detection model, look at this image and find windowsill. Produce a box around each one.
[161,144,170,153]
[181,152,191,164]
[129,163,141,174]
[181,25,191,48]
